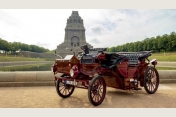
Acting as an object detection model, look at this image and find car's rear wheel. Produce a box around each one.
[88,75,106,106]
[144,66,159,94]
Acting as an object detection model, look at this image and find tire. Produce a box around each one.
[56,79,75,98]
[144,66,159,94]
[88,75,106,106]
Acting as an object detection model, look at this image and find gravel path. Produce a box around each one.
[0,84,176,108]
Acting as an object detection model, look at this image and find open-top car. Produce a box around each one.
[52,45,159,106]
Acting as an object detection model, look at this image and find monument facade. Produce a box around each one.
[56,11,93,58]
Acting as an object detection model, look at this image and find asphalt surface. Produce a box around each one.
[0,84,176,108]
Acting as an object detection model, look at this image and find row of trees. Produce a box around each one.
[0,38,49,53]
[107,32,176,52]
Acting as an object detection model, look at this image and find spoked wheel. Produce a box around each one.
[88,75,106,106]
[144,66,159,94]
[56,79,75,98]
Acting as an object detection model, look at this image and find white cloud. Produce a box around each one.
[0,9,176,50]
[86,9,176,48]
[89,38,100,44]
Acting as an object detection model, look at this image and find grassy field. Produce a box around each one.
[0,54,53,62]
[0,52,176,62]
[156,67,176,70]
[149,52,176,62]
[0,63,52,71]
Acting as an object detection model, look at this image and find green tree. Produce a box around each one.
[0,38,10,52]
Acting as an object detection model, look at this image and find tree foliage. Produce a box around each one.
[0,38,49,53]
[107,31,176,52]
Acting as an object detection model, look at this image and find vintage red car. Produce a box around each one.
[52,45,159,106]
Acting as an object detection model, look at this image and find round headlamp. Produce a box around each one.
[51,63,57,73]
[70,69,74,77]
[150,59,157,66]
[70,65,79,77]
[152,61,157,65]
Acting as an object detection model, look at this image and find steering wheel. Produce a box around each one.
[80,45,89,54]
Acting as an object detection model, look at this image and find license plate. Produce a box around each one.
[66,80,77,85]
[66,81,77,85]
[66,81,74,85]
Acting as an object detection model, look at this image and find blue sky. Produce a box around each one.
[0,9,176,50]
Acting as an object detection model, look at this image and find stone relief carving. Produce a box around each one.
[67,14,82,24]
[68,30,80,35]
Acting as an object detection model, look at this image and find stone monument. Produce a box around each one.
[56,11,93,58]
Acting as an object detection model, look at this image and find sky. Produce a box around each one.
[0,9,176,50]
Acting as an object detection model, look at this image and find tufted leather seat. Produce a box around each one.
[120,54,141,66]
[81,54,95,64]
[100,54,127,69]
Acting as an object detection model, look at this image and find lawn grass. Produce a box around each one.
[0,54,53,62]
[0,63,52,71]
[0,51,176,62]
[149,52,176,62]
[155,67,176,70]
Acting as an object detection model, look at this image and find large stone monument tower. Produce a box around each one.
[56,11,93,58]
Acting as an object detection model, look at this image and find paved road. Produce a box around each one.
[0,84,176,108]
